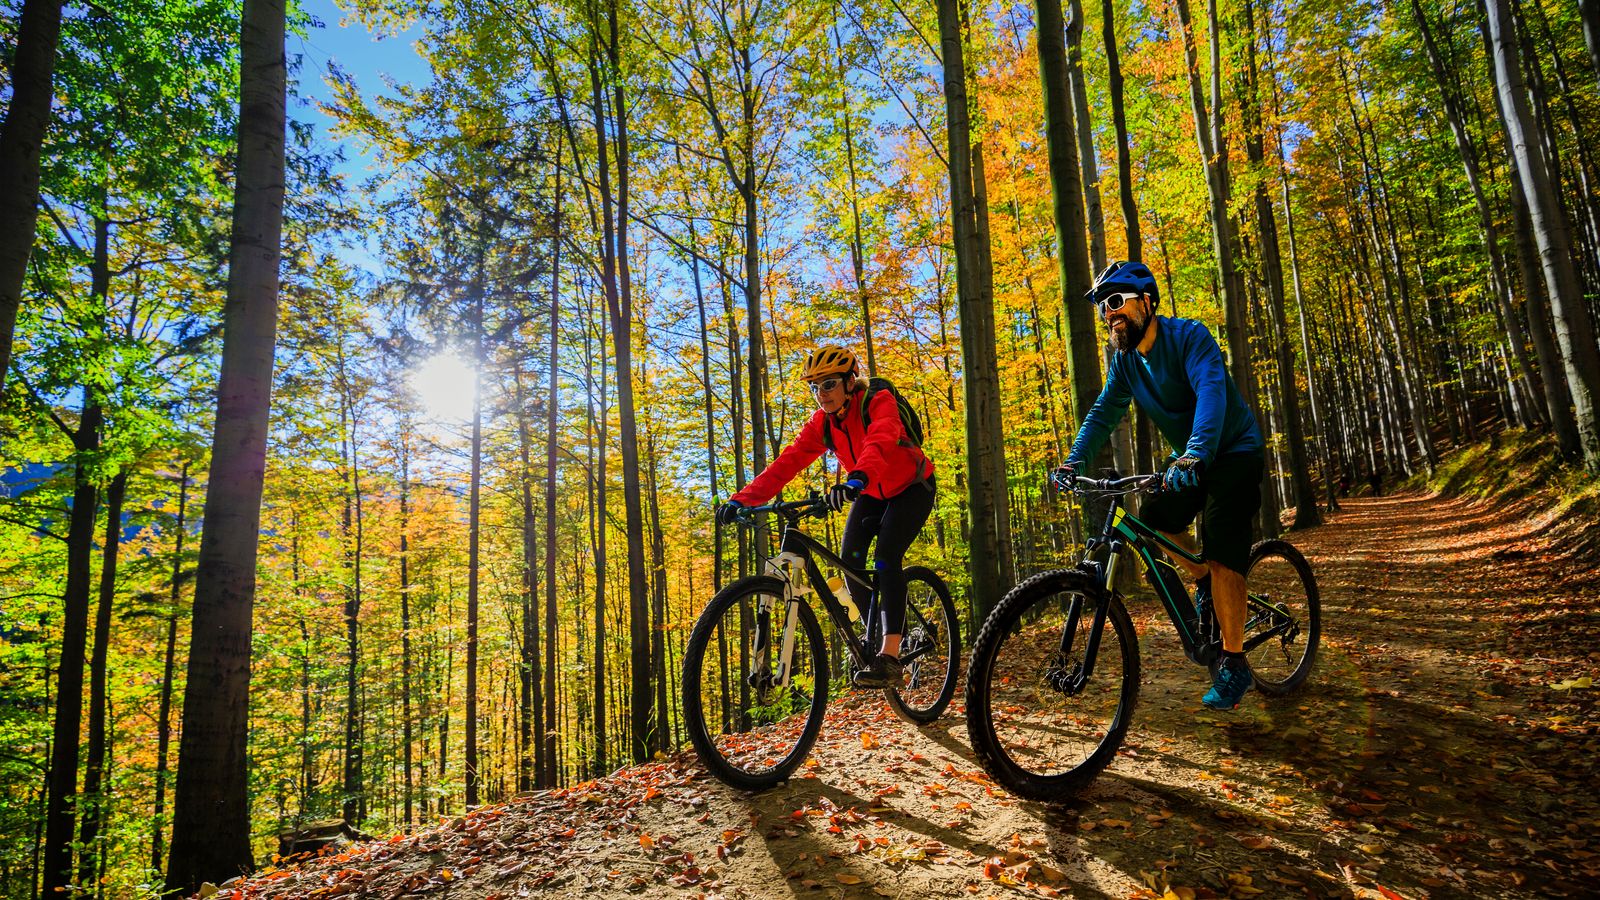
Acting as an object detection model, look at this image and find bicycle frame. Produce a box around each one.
[1066,481,1297,678]
[1094,498,1212,663]
[756,507,941,687]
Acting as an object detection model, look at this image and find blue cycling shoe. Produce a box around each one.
[1203,655,1253,710]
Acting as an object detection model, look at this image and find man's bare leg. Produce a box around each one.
[1208,562,1245,654]
[1159,531,1245,654]
[1158,531,1209,579]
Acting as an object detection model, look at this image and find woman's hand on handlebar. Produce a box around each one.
[715,500,747,525]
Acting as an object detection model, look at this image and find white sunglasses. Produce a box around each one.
[1097,291,1142,314]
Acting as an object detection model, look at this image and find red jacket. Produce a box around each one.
[733,387,935,505]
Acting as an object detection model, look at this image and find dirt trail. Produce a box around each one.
[236,491,1599,900]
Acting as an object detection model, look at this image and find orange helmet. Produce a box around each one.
[799,345,859,383]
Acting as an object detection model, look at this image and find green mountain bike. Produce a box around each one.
[966,473,1320,801]
[683,493,960,791]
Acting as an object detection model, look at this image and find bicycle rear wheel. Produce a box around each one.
[884,566,960,725]
[682,576,829,791]
[966,569,1139,802]
[1238,540,1320,695]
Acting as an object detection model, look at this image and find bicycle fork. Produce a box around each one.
[754,552,810,690]
[1050,546,1121,695]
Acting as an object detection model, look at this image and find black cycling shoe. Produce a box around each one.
[852,653,904,689]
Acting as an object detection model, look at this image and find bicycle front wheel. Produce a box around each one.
[1239,539,1320,695]
[682,576,829,791]
[884,566,960,725]
[966,569,1139,802]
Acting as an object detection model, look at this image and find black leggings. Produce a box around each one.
[839,477,936,636]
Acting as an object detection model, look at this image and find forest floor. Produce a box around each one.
[227,488,1600,900]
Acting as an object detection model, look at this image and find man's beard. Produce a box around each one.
[1109,312,1149,351]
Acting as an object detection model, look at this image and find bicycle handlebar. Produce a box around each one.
[730,493,830,524]
[1068,473,1164,494]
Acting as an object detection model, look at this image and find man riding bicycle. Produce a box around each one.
[1054,261,1265,710]
[717,345,936,690]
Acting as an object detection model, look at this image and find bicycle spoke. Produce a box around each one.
[1240,542,1320,694]
[884,569,960,725]
[685,584,828,789]
[985,590,1128,777]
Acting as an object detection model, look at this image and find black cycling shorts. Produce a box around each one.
[1138,452,1263,576]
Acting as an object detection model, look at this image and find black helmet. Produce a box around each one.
[1086,260,1159,309]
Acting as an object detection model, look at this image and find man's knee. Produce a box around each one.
[1206,560,1246,583]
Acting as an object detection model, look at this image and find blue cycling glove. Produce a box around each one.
[1164,455,1203,491]
[1050,462,1079,493]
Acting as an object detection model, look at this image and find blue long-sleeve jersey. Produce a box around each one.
[1066,316,1263,468]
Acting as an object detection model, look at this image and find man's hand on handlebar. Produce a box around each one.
[1050,462,1080,494]
[1164,454,1203,492]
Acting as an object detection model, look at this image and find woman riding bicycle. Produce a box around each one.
[717,345,936,689]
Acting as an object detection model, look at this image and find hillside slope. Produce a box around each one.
[218,489,1598,899]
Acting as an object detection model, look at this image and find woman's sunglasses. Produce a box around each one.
[1097,291,1142,314]
[809,377,844,394]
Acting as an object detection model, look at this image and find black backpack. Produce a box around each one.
[823,376,928,462]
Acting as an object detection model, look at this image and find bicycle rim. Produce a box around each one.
[968,570,1138,800]
[1242,540,1320,695]
[683,579,829,790]
[884,567,959,725]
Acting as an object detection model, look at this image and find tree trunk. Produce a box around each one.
[1409,0,1543,425]
[1065,0,1106,272]
[833,15,877,374]
[151,463,188,868]
[544,138,563,790]
[647,430,670,754]
[1178,0,1254,413]
[1034,0,1114,558]
[1485,0,1600,471]
[515,365,542,793]
[1167,0,1262,512]
[592,237,611,777]
[465,283,484,807]
[1101,0,1141,260]
[78,470,127,888]
[1241,0,1318,527]
[399,433,414,827]
[1582,0,1600,94]
[42,412,102,896]
[591,4,654,764]
[165,0,286,885]
[943,0,1012,621]
[340,385,365,824]
[0,0,65,391]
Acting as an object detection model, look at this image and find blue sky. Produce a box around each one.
[293,0,430,273]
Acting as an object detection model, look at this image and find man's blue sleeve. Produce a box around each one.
[1181,325,1229,463]
[1066,358,1133,468]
